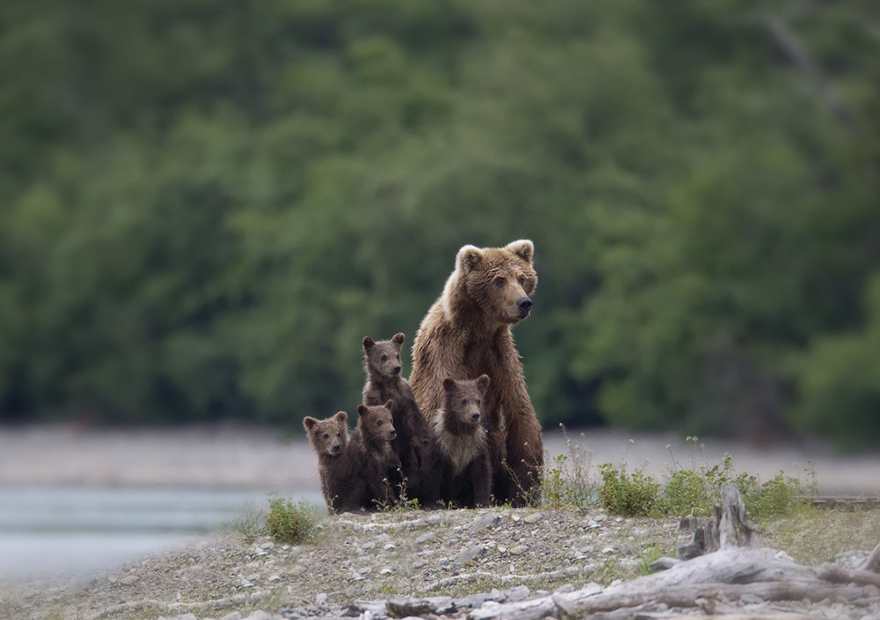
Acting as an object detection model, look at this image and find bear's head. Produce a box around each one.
[362,333,405,379]
[356,400,397,444]
[303,411,349,456]
[444,240,538,326]
[442,375,491,429]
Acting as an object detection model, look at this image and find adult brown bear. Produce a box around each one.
[410,240,543,506]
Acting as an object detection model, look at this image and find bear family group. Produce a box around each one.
[303,240,545,512]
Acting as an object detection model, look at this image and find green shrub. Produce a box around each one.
[598,462,660,516]
[265,496,316,544]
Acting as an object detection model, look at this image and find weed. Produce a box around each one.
[598,461,660,517]
[542,425,598,509]
[226,501,266,543]
[265,495,317,544]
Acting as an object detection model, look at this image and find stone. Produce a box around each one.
[386,596,452,618]
[119,575,138,586]
[506,585,531,602]
[455,544,485,565]
[416,532,436,544]
[509,545,528,556]
[469,513,500,532]
[220,613,242,620]
[522,512,543,524]
[315,593,329,606]
[380,568,393,576]
[245,573,259,581]
[243,612,272,620]
[260,542,274,550]
[384,543,396,550]
[413,560,427,569]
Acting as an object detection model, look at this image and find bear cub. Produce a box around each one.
[422,375,492,508]
[302,411,350,513]
[340,400,402,512]
[362,333,430,495]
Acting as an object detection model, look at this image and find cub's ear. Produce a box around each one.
[505,239,534,265]
[303,416,318,431]
[357,404,368,416]
[476,374,491,394]
[391,333,405,346]
[442,378,457,392]
[362,337,375,352]
[383,399,394,411]
[456,244,483,274]
[333,411,348,423]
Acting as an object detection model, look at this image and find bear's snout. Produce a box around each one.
[470,411,481,422]
[517,297,532,317]
[389,427,397,439]
[392,365,402,375]
[331,442,342,453]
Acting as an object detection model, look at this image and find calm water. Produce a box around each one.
[0,484,322,581]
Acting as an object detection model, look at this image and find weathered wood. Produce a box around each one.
[719,482,760,549]
[818,565,880,588]
[860,542,880,572]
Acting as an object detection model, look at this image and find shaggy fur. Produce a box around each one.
[329,400,401,512]
[421,375,492,509]
[362,333,431,498]
[410,240,544,506]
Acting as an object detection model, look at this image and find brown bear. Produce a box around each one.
[362,333,431,499]
[421,375,493,508]
[335,400,401,512]
[302,411,351,513]
[410,240,543,507]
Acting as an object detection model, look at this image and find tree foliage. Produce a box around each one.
[0,0,878,448]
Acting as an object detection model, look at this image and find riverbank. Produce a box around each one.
[2,423,880,494]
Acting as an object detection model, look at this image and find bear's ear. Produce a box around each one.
[505,239,534,265]
[476,374,491,394]
[442,378,457,393]
[357,404,368,416]
[362,337,375,352]
[384,399,394,411]
[303,416,317,431]
[333,411,348,423]
[456,245,483,274]
[391,333,405,346]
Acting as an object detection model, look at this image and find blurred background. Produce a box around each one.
[1,0,879,579]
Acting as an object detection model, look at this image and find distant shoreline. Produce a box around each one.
[2,423,879,495]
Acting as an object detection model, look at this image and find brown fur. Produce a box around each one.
[303,411,351,513]
[329,400,402,512]
[362,333,431,499]
[421,375,492,508]
[410,240,544,506]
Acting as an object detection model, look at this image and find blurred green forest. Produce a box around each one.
[1,0,878,448]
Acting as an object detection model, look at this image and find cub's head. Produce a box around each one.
[362,333,405,378]
[449,240,537,324]
[356,400,397,442]
[442,375,491,427]
[303,411,349,456]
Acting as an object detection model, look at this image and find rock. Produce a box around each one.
[456,545,485,565]
[413,559,427,569]
[469,513,500,532]
[511,514,522,522]
[505,585,531,602]
[119,575,138,586]
[315,593,329,606]
[245,573,259,581]
[522,512,543,524]
[268,574,281,582]
[416,532,436,544]
[602,547,614,554]
[509,545,528,556]
[384,543,396,550]
[220,613,242,620]
[380,568,393,576]
[260,542,274,550]
[243,612,272,620]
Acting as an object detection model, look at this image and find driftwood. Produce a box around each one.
[445,483,880,620]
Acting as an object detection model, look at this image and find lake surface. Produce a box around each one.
[0,484,322,581]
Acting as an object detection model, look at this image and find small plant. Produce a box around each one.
[636,542,667,576]
[265,495,316,544]
[227,501,267,543]
[542,425,598,509]
[598,462,660,517]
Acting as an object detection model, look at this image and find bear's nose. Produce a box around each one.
[389,428,397,438]
[332,443,342,452]
[471,412,481,422]
[392,365,402,375]
[517,297,532,312]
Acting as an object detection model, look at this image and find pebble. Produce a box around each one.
[602,547,614,554]
[523,512,543,524]
[509,545,528,556]
[413,560,427,569]
[245,573,259,581]
[260,542,274,550]
[220,612,242,620]
[268,574,281,582]
[384,543,396,550]
[455,545,484,564]
[380,568,393,576]
[469,513,500,532]
[119,575,138,586]
[243,612,273,620]
[416,532,436,544]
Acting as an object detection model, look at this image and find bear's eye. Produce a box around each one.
[476,398,481,406]
[376,419,383,426]
[518,277,525,287]
[494,277,506,288]
[381,354,388,362]
[323,433,329,439]
[460,398,467,406]
[337,432,342,438]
